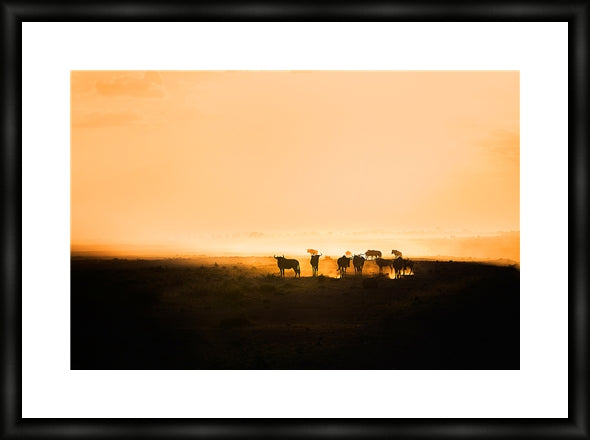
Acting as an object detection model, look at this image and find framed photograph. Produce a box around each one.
[5,1,585,437]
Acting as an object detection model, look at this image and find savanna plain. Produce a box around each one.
[71,255,519,370]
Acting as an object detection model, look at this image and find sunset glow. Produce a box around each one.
[71,71,519,260]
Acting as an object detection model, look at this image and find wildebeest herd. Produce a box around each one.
[274,251,415,279]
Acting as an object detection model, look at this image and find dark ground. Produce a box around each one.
[71,256,519,370]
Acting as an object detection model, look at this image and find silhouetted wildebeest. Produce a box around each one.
[337,256,351,278]
[353,254,366,276]
[274,255,300,278]
[365,250,382,260]
[310,253,322,276]
[391,249,403,258]
[403,258,415,275]
[375,257,394,275]
[393,257,405,279]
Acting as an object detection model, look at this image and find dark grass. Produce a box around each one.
[71,257,519,370]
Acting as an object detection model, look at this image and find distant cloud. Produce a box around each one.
[72,110,140,128]
[95,71,164,98]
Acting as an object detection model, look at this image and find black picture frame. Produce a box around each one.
[2,1,587,438]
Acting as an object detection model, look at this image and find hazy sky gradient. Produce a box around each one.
[71,71,519,258]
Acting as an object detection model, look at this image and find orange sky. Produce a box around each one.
[71,71,519,259]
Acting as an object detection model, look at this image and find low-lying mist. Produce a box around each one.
[72,231,519,263]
